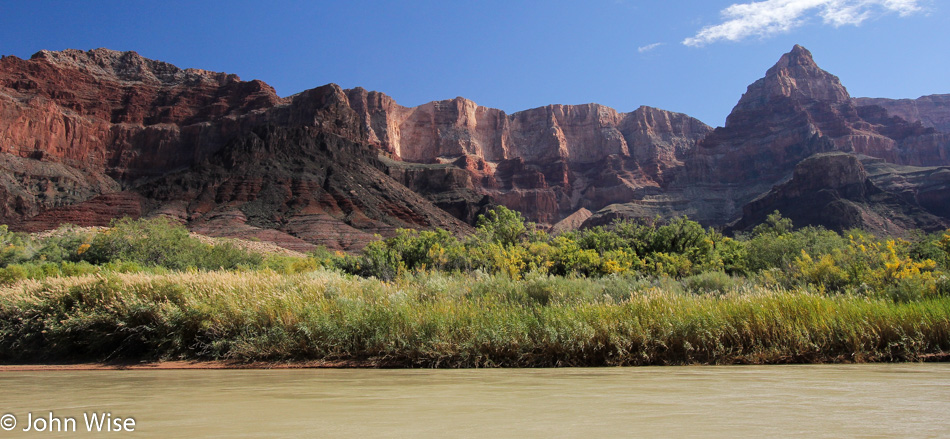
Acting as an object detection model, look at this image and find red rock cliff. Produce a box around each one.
[854,94,950,134]
[343,87,711,224]
[584,45,949,229]
[0,49,283,225]
[3,46,949,246]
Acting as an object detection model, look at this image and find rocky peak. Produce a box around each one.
[773,44,817,70]
[31,48,240,86]
[728,45,851,122]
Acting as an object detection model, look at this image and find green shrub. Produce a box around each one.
[937,275,950,297]
[643,252,693,278]
[682,271,738,295]
[716,237,748,275]
[751,210,793,236]
[651,217,714,262]
[524,278,557,305]
[0,225,33,267]
[81,217,262,270]
[265,255,325,274]
[59,261,97,277]
[549,236,602,277]
[339,240,405,281]
[882,276,933,303]
[34,225,94,263]
[386,228,461,271]
[0,264,28,285]
[743,225,847,272]
[934,231,950,270]
[202,242,264,270]
[573,226,629,253]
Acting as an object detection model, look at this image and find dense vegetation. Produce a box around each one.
[338,208,950,302]
[1,210,948,366]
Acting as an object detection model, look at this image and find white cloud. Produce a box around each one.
[683,0,922,47]
[638,42,664,53]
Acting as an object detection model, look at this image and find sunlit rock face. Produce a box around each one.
[0,49,280,226]
[2,45,949,248]
[0,49,467,249]
[586,45,950,234]
[688,45,946,185]
[343,87,712,225]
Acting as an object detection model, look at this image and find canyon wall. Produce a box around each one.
[1,45,949,250]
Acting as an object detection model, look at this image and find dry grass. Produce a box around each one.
[27,225,305,258]
[186,234,307,258]
[1,270,947,367]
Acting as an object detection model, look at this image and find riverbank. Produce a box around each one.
[4,352,950,372]
[0,360,383,371]
[3,269,949,367]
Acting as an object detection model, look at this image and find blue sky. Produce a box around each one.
[0,0,946,126]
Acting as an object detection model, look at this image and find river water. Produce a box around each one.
[0,364,947,437]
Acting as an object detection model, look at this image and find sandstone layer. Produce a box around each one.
[0,47,713,247]
[586,45,950,233]
[2,45,949,249]
[0,49,467,249]
[344,87,711,224]
[854,94,950,134]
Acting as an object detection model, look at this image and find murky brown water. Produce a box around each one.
[0,364,948,438]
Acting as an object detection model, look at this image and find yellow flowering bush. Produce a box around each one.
[794,250,849,293]
[790,234,941,300]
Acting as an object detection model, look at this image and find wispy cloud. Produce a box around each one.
[683,0,923,47]
[638,42,664,53]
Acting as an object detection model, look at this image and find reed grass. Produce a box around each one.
[1,269,947,367]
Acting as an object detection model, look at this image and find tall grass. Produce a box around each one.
[2,270,947,366]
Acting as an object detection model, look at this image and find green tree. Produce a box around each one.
[752,211,794,237]
[476,206,527,247]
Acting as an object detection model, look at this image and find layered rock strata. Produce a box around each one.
[0,47,713,248]
[854,94,950,134]
[2,45,950,249]
[344,87,711,224]
[727,153,950,235]
[0,49,466,249]
[585,45,950,233]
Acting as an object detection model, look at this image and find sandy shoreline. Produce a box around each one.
[2,353,948,371]
[0,360,383,371]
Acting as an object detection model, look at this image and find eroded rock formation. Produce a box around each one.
[854,94,950,134]
[727,153,950,235]
[344,87,711,224]
[1,45,949,249]
[586,45,950,234]
[0,49,466,249]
